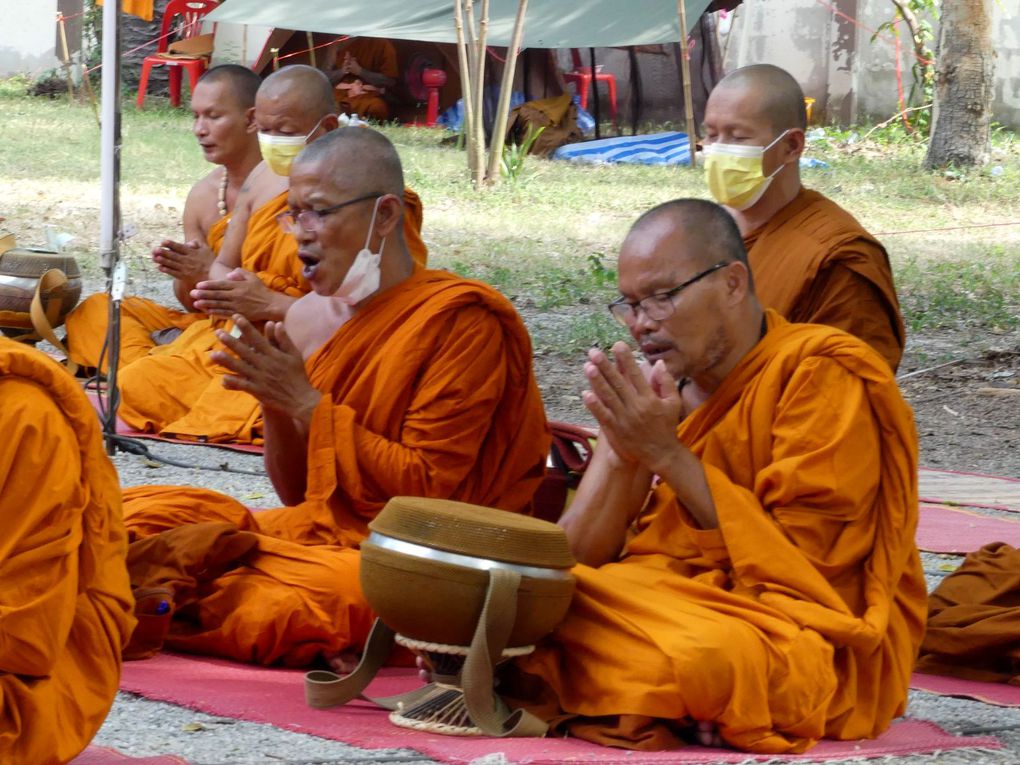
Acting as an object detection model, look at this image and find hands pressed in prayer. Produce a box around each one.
[582,341,685,474]
[340,52,363,77]
[212,315,322,424]
[152,238,215,283]
[192,268,279,320]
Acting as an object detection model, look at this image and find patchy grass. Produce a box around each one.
[1,89,1018,356]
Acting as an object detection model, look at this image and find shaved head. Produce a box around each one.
[712,64,807,133]
[294,126,405,197]
[628,198,752,286]
[259,64,336,119]
[198,64,261,110]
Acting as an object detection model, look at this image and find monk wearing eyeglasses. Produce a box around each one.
[119,126,549,670]
[703,64,904,371]
[114,64,428,445]
[509,198,925,754]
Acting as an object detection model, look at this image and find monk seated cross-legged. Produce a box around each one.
[65,64,265,375]
[506,199,926,753]
[702,64,905,371]
[327,37,398,122]
[114,64,428,444]
[120,126,549,669]
[0,338,135,763]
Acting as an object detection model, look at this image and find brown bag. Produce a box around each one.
[532,421,596,523]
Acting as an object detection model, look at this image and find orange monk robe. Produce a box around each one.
[916,541,1020,683]
[335,38,398,121]
[116,188,428,444]
[513,312,926,754]
[65,213,232,373]
[121,269,550,665]
[0,339,135,763]
[97,0,154,21]
[745,188,905,371]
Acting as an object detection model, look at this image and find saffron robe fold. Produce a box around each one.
[121,269,550,666]
[916,541,1020,683]
[65,214,231,374]
[0,339,135,764]
[745,188,905,371]
[116,188,428,444]
[514,313,926,754]
[335,38,399,121]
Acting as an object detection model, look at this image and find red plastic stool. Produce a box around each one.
[562,48,618,125]
[136,0,218,109]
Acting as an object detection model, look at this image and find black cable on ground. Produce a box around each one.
[105,433,267,477]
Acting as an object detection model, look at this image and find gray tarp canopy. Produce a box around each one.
[205,0,714,47]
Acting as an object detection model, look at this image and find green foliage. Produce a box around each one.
[0,75,31,99]
[873,0,938,134]
[500,125,545,182]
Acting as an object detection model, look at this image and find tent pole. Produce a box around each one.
[463,0,479,177]
[454,0,477,178]
[99,0,123,455]
[677,0,698,167]
[472,0,490,188]
[485,0,529,182]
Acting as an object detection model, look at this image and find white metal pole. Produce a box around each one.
[99,0,121,273]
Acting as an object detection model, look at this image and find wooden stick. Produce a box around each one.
[472,0,490,187]
[271,48,280,71]
[454,0,477,177]
[463,0,479,177]
[485,0,529,182]
[57,13,76,102]
[676,0,697,167]
[976,387,1020,398]
[306,31,316,67]
[80,61,100,125]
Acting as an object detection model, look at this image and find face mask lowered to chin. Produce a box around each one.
[703,130,790,211]
[334,197,384,305]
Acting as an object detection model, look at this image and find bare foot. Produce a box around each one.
[325,650,360,675]
[696,720,724,747]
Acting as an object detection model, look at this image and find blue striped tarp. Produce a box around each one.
[552,132,692,166]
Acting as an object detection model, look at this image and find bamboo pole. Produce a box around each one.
[80,61,100,126]
[271,48,280,71]
[57,13,76,102]
[306,31,316,66]
[472,0,490,187]
[454,0,477,177]
[463,0,479,177]
[676,0,698,167]
[485,0,529,182]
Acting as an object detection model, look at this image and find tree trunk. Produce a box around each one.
[924,0,995,169]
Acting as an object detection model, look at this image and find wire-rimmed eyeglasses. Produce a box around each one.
[608,261,730,326]
[276,192,382,234]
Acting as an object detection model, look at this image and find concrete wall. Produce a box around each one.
[723,0,1020,129]
[0,0,63,77]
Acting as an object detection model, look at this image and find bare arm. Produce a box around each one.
[208,166,265,280]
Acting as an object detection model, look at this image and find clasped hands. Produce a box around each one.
[212,315,321,424]
[152,238,215,283]
[582,341,687,474]
[340,52,362,77]
[190,268,277,320]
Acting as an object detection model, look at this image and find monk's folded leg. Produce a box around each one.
[66,294,200,373]
[117,339,218,432]
[514,562,837,754]
[166,539,374,667]
[123,485,260,538]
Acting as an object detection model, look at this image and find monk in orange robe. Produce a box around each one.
[66,65,264,374]
[703,64,905,371]
[120,126,549,668]
[115,65,428,444]
[510,199,925,753]
[0,338,135,763]
[328,37,398,121]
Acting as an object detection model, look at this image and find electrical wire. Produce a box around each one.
[105,433,268,477]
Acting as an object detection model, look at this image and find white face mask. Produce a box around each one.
[334,197,384,305]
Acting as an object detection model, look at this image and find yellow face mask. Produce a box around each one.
[257,117,325,176]
[703,130,790,211]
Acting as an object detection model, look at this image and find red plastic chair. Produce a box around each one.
[562,48,618,125]
[136,0,218,109]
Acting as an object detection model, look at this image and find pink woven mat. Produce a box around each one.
[917,503,1020,553]
[912,672,1020,708]
[919,467,1020,512]
[119,653,999,764]
[72,746,189,764]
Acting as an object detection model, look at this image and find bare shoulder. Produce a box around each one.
[242,162,289,209]
[185,168,222,234]
[285,293,350,361]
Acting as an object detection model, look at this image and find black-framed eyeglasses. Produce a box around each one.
[608,261,730,326]
[276,192,382,233]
